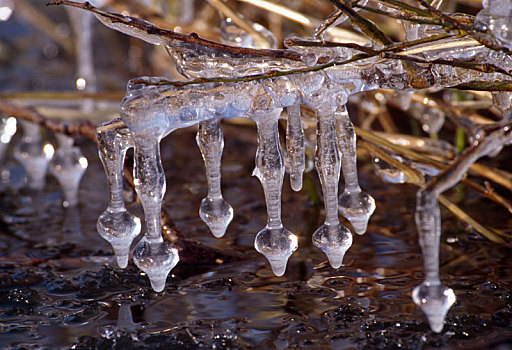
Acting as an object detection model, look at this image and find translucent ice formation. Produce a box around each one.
[414,119,512,332]
[475,0,512,49]
[13,120,54,190]
[253,110,298,276]
[335,106,375,235]
[312,106,352,268]
[196,119,233,238]
[49,134,88,207]
[66,4,512,313]
[96,119,141,268]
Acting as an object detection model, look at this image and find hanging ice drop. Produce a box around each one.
[13,120,54,190]
[96,119,141,268]
[335,107,375,234]
[286,104,305,191]
[312,108,352,268]
[49,134,88,207]
[133,237,179,292]
[196,119,233,238]
[413,191,455,332]
[253,109,298,276]
[130,122,179,291]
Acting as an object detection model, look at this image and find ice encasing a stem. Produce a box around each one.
[96,119,141,268]
[335,106,375,235]
[312,107,352,268]
[196,119,233,238]
[253,109,298,276]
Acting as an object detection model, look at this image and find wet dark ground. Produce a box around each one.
[0,124,511,350]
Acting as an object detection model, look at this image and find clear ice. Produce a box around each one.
[196,119,233,238]
[335,106,375,235]
[49,134,88,207]
[75,2,512,329]
[96,119,141,269]
[312,106,352,268]
[253,110,298,276]
[13,120,54,191]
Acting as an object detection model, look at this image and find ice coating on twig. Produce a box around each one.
[312,106,352,268]
[96,119,141,268]
[253,110,298,276]
[335,106,375,235]
[414,118,512,332]
[286,104,305,191]
[196,119,233,238]
[475,0,512,49]
[13,120,54,190]
[49,134,88,207]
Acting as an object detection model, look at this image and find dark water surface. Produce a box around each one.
[0,126,511,350]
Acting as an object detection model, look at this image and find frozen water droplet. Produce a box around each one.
[338,191,375,235]
[254,226,298,276]
[199,197,234,238]
[412,282,456,333]
[97,209,141,268]
[312,223,352,268]
[133,238,179,292]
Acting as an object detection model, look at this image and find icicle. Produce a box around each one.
[413,191,456,333]
[312,107,352,268]
[335,106,375,235]
[130,127,179,292]
[253,109,298,276]
[96,119,141,269]
[409,102,445,136]
[49,134,88,207]
[414,119,512,332]
[196,119,233,238]
[286,104,305,191]
[13,120,54,190]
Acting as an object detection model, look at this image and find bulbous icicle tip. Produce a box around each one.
[97,209,141,268]
[338,191,376,235]
[412,282,456,333]
[312,223,353,269]
[199,197,234,238]
[254,226,298,276]
[133,238,180,292]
